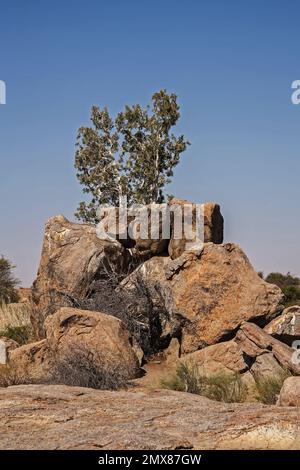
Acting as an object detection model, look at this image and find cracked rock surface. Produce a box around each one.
[0,384,299,450]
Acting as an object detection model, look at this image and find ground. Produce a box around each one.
[0,384,299,450]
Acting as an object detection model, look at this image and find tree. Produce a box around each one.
[75,90,190,223]
[0,256,19,304]
[264,271,300,307]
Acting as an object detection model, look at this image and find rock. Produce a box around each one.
[123,243,284,354]
[0,337,19,365]
[178,324,300,400]
[181,340,248,376]
[9,340,50,380]
[31,215,130,338]
[99,199,223,259]
[99,204,169,255]
[168,199,224,259]
[9,308,141,382]
[163,338,180,364]
[235,322,300,375]
[278,377,300,407]
[0,384,299,449]
[264,305,300,346]
[250,353,285,381]
[15,287,32,304]
[44,307,140,376]
[0,340,6,365]
[0,337,19,355]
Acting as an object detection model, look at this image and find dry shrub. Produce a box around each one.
[161,362,247,403]
[44,345,131,390]
[0,364,30,387]
[0,345,131,390]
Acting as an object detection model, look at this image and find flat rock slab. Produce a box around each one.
[0,385,299,450]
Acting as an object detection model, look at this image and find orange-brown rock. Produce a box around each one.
[123,244,284,353]
[168,199,224,259]
[235,322,300,375]
[44,307,140,375]
[31,215,129,338]
[9,308,141,381]
[181,340,248,375]
[278,377,300,407]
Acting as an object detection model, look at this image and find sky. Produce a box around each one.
[0,0,300,286]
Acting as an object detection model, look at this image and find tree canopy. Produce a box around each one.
[0,256,19,304]
[75,90,190,223]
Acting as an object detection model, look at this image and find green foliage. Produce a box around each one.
[264,272,300,306]
[255,370,291,405]
[0,324,34,345]
[0,256,19,304]
[161,362,247,403]
[75,89,190,222]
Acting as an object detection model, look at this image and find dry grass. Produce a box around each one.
[0,301,34,344]
[161,362,247,403]
[0,364,30,387]
[255,369,292,404]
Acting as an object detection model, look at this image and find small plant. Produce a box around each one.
[255,369,291,405]
[161,362,247,403]
[46,346,130,390]
[0,302,33,345]
[0,325,34,345]
[0,364,29,388]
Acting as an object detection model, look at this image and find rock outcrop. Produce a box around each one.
[235,322,300,376]
[278,377,300,407]
[179,322,300,400]
[99,199,224,258]
[10,307,141,381]
[31,215,130,338]
[168,199,223,259]
[0,384,298,449]
[122,244,284,354]
[264,305,300,346]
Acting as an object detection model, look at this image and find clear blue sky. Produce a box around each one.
[1,0,300,286]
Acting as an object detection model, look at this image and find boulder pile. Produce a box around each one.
[3,197,299,411]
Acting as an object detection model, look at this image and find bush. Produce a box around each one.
[0,345,131,390]
[0,257,19,304]
[46,346,130,390]
[255,370,291,404]
[264,272,300,307]
[0,325,34,345]
[161,362,247,403]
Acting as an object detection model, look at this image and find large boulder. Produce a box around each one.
[122,243,284,354]
[31,215,130,338]
[278,377,300,407]
[10,308,141,382]
[44,307,140,375]
[168,199,224,259]
[264,305,300,346]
